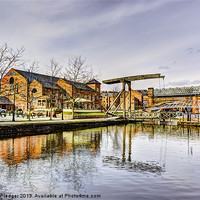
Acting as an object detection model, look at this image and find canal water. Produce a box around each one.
[0,124,200,200]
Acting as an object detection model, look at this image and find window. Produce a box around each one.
[16,84,19,93]
[9,77,14,84]
[33,97,36,105]
[21,94,24,98]
[32,88,37,93]
[10,85,14,91]
[38,100,41,106]
[42,100,46,106]
[22,83,24,88]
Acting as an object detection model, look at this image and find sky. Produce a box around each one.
[0,0,200,91]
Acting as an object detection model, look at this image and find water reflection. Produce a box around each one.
[103,125,164,174]
[0,130,101,166]
[0,124,200,199]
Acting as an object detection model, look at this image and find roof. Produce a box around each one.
[14,68,96,91]
[87,79,101,84]
[63,78,95,92]
[136,90,148,96]
[154,86,200,97]
[0,96,13,105]
[15,69,60,89]
[101,91,119,97]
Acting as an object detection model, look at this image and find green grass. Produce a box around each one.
[63,112,105,115]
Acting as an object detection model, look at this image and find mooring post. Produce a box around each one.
[128,82,131,118]
[122,124,126,162]
[122,80,126,119]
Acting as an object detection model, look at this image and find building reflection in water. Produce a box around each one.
[0,124,200,194]
[0,130,102,166]
[0,125,199,167]
[0,128,102,193]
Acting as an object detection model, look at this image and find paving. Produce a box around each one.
[0,113,121,126]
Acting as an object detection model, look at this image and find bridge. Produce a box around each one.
[103,73,165,118]
[130,98,200,121]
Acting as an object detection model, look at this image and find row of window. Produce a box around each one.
[1,83,25,90]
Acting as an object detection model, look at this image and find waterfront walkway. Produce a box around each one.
[0,116,126,137]
[1,114,200,138]
[0,116,121,125]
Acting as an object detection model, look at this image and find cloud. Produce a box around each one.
[191,80,200,85]
[0,0,200,84]
[158,66,170,70]
[185,47,200,54]
[167,79,200,87]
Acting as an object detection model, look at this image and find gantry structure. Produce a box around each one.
[103,73,165,118]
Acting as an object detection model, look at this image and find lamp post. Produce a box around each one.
[12,90,16,122]
[9,77,17,122]
[12,85,19,122]
[61,92,64,120]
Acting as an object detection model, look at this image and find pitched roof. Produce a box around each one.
[154,86,200,97]
[136,90,148,96]
[63,78,95,91]
[14,69,96,91]
[87,79,101,84]
[15,69,60,89]
[101,91,119,97]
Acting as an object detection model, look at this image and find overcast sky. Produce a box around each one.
[1,0,200,90]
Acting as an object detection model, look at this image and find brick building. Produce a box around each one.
[101,91,120,110]
[101,86,200,114]
[101,90,145,111]
[0,68,101,111]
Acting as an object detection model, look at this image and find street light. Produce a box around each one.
[12,85,19,122]
[9,77,16,122]
[61,92,64,120]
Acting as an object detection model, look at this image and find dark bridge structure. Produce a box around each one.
[103,73,200,121]
[103,73,165,118]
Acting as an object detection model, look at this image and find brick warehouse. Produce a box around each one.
[0,68,101,111]
[101,87,200,114]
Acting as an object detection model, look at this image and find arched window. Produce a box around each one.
[9,77,14,84]
[32,88,37,93]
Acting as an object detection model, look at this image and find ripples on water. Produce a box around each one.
[0,124,200,200]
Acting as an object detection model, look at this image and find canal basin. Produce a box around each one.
[0,124,200,200]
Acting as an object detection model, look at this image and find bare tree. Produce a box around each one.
[0,43,24,91]
[65,56,100,83]
[63,56,100,119]
[47,58,62,120]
